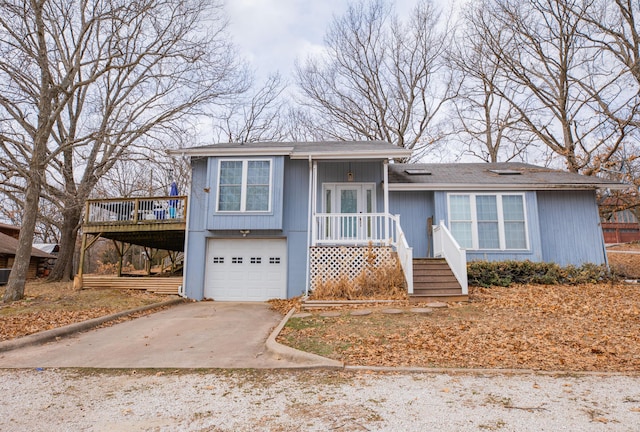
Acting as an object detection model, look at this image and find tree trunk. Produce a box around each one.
[48,205,82,282]
[3,169,43,302]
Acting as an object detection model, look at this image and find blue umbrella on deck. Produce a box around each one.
[168,181,179,218]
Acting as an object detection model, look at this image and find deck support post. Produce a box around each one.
[74,233,88,289]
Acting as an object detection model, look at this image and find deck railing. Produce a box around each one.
[85,196,188,225]
[312,213,413,292]
[433,220,468,295]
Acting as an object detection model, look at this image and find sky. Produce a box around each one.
[225,0,418,84]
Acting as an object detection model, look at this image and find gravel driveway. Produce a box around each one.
[1,369,638,431]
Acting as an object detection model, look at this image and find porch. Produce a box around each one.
[309,212,468,301]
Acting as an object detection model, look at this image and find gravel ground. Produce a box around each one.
[1,369,639,431]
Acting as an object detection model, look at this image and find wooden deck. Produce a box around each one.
[82,196,187,251]
[81,275,182,295]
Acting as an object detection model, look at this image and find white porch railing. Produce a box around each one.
[392,215,414,294]
[85,196,187,224]
[312,213,413,293]
[433,220,468,295]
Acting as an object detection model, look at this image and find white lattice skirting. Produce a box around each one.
[310,246,395,290]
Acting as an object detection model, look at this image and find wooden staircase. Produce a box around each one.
[410,258,468,302]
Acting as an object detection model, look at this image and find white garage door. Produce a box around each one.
[204,239,287,301]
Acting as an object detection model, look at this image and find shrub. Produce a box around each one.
[467,260,615,287]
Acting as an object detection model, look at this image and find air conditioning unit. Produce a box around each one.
[0,269,10,285]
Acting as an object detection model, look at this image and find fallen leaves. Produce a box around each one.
[278,282,640,372]
[0,281,170,341]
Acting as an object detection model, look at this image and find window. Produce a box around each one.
[448,193,528,250]
[217,160,271,212]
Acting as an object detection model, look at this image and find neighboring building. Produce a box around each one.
[0,230,56,281]
[599,197,640,244]
[175,141,623,301]
[0,222,20,239]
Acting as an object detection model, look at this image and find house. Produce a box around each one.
[176,141,623,302]
[0,229,56,283]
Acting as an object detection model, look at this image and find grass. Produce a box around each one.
[0,280,171,341]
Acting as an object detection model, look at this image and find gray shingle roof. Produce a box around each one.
[388,162,625,190]
[173,140,412,160]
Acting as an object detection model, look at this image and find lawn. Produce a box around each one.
[277,283,640,372]
[0,280,172,341]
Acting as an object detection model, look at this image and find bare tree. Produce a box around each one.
[212,73,291,143]
[477,0,635,173]
[295,0,454,159]
[0,0,246,299]
[448,2,534,162]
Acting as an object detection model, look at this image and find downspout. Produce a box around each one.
[305,155,313,296]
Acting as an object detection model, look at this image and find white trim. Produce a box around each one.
[216,159,272,213]
[447,192,530,252]
[322,183,377,214]
[172,146,411,160]
[290,151,411,160]
[305,156,313,296]
[174,147,294,157]
[389,183,625,191]
[383,160,389,241]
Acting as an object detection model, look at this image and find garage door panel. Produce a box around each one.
[204,239,287,301]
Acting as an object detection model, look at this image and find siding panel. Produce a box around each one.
[389,191,434,257]
[537,190,606,265]
[283,159,310,232]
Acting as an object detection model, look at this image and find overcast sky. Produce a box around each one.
[225,0,419,83]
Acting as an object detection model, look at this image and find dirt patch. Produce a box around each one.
[278,283,640,372]
[0,281,173,341]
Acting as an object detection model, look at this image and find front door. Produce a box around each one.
[323,183,376,240]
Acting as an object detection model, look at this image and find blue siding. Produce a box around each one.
[283,159,311,297]
[316,161,384,211]
[389,191,434,257]
[184,156,311,300]
[183,158,208,300]
[207,156,284,230]
[537,190,606,265]
[283,159,310,231]
[286,231,309,297]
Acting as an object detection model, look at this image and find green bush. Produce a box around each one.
[467,260,614,287]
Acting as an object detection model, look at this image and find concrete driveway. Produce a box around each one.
[0,302,330,369]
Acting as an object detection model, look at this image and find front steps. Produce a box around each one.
[410,258,468,302]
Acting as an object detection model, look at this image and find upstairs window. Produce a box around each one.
[448,193,528,250]
[217,159,271,212]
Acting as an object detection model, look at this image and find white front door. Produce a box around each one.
[323,183,376,240]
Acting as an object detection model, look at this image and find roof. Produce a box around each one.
[388,162,626,191]
[0,232,55,259]
[171,141,412,160]
[0,222,20,235]
[33,243,59,254]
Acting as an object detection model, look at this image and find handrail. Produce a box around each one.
[389,214,414,294]
[85,196,188,225]
[432,220,468,294]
